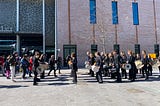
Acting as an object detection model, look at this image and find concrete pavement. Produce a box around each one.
[0,68,160,106]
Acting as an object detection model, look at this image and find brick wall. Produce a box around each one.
[57,0,160,66]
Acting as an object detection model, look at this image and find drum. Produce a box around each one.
[91,65,100,73]
[135,60,144,69]
[37,63,49,74]
[85,61,91,69]
[125,64,131,70]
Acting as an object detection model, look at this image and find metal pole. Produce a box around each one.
[16,0,20,55]
[43,0,46,54]
[68,0,71,44]
[93,24,96,44]
[135,25,138,44]
[115,24,118,44]
[153,0,158,44]
[55,0,57,59]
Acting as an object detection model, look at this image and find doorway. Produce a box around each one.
[63,45,77,67]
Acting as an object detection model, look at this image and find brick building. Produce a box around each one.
[57,0,160,67]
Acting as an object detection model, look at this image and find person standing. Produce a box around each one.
[48,55,57,77]
[0,55,5,76]
[94,52,103,83]
[141,50,149,80]
[33,52,40,85]
[70,53,78,83]
[28,56,33,77]
[127,50,136,82]
[21,54,29,79]
[86,51,91,75]
[4,56,11,79]
[120,51,127,79]
[113,50,122,82]
[57,56,62,74]
[88,53,95,77]
[9,52,18,82]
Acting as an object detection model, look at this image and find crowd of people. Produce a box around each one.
[1,49,160,85]
[85,50,160,83]
[0,51,62,85]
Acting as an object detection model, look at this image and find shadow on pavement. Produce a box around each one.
[48,83,71,86]
[0,85,28,89]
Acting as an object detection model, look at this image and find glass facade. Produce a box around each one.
[0,0,55,55]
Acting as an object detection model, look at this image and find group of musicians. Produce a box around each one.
[86,50,154,83]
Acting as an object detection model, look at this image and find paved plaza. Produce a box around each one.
[0,68,160,106]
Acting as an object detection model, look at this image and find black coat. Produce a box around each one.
[128,55,136,70]
[71,57,78,71]
[113,54,121,69]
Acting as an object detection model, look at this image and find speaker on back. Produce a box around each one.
[113,44,120,54]
[154,44,159,58]
[91,44,98,54]
[135,44,140,55]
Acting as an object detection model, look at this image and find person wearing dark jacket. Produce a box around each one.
[48,55,57,77]
[127,50,136,82]
[33,53,40,85]
[88,53,95,77]
[113,50,122,82]
[94,52,103,83]
[70,53,78,83]
[120,51,127,79]
[141,50,149,80]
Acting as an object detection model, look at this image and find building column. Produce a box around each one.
[16,0,20,54]
[55,0,58,59]
[43,0,46,54]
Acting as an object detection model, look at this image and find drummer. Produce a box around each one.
[88,53,95,77]
[94,52,103,83]
[127,50,136,82]
[135,53,142,74]
[120,51,127,79]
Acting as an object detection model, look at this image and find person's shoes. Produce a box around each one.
[33,82,38,85]
[115,80,122,83]
[145,78,149,80]
[36,78,41,82]
[72,81,77,84]
[7,77,10,79]
[99,81,103,84]
[29,75,32,77]
[54,75,57,77]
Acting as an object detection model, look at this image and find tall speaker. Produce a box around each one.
[135,44,140,54]
[91,44,98,54]
[114,44,120,54]
[154,44,159,57]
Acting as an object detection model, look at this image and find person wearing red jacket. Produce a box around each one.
[28,56,33,77]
